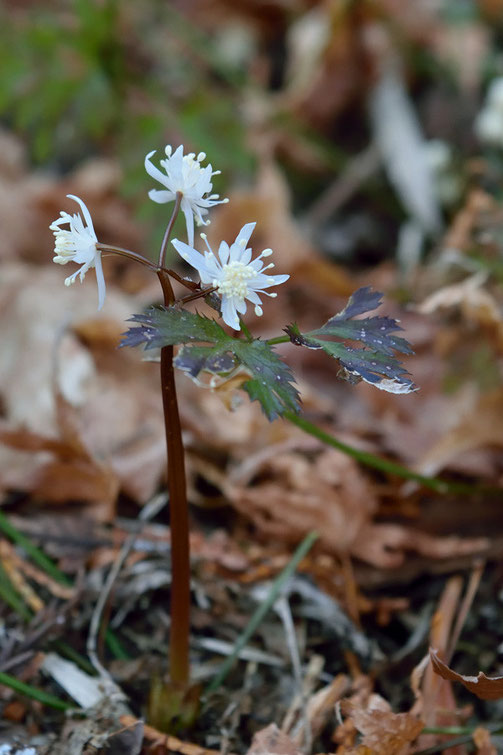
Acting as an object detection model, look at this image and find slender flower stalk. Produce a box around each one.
[97,243,161,272]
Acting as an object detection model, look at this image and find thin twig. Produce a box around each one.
[446,559,485,664]
[275,595,312,753]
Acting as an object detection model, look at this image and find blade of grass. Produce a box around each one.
[0,511,129,660]
[0,561,32,622]
[205,530,318,695]
[104,628,129,660]
[0,670,75,711]
[50,640,96,676]
[285,412,493,495]
[0,510,70,586]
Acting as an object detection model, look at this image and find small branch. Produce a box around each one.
[164,268,200,291]
[179,286,216,305]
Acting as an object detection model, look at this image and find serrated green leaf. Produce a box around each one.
[121,306,229,349]
[285,288,417,392]
[123,307,301,420]
[232,339,300,419]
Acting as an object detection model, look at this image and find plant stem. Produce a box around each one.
[285,412,489,495]
[157,198,190,687]
[98,244,160,272]
[267,335,290,346]
[159,192,182,268]
[239,317,253,341]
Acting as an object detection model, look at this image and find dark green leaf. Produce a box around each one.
[123,306,300,420]
[121,306,228,349]
[286,288,417,393]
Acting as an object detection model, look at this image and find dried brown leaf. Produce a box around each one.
[340,696,424,755]
[430,648,503,700]
[414,388,503,477]
[473,726,497,755]
[225,445,377,556]
[0,264,165,506]
[246,724,302,755]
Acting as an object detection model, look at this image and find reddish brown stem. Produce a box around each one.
[156,195,190,686]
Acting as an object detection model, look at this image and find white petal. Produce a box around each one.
[235,222,256,248]
[245,290,262,305]
[240,247,252,265]
[249,273,289,289]
[235,297,247,315]
[221,297,240,329]
[94,253,106,311]
[66,195,96,240]
[181,196,195,246]
[145,151,170,187]
[218,241,230,265]
[171,239,214,281]
[230,223,256,261]
[148,189,175,204]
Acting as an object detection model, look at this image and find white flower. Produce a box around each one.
[172,222,289,330]
[145,145,228,246]
[50,194,106,310]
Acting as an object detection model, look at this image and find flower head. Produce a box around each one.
[172,223,289,330]
[50,195,105,309]
[145,145,228,246]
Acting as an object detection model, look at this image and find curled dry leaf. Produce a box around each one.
[430,648,503,700]
[417,272,503,351]
[225,444,378,556]
[340,695,424,755]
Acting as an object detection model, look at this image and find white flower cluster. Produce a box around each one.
[145,145,228,246]
[51,144,288,329]
[475,78,503,147]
